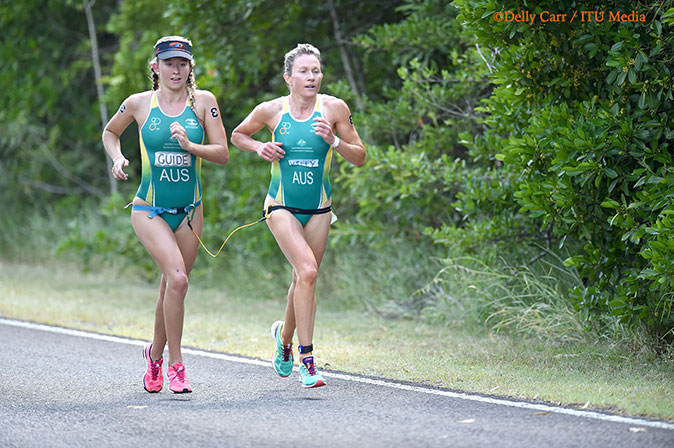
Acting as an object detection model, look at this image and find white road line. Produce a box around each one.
[2,317,673,430]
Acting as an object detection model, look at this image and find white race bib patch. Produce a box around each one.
[288,159,319,168]
[155,152,191,167]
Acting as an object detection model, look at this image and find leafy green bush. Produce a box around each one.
[333,1,493,245]
[453,0,674,340]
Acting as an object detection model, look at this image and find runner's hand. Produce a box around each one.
[312,117,337,146]
[170,122,193,152]
[256,141,285,162]
[111,157,129,180]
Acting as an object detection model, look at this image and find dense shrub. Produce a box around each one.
[453,0,674,339]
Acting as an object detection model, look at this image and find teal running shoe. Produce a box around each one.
[271,321,293,377]
[299,356,326,388]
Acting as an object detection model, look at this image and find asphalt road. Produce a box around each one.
[1,318,672,447]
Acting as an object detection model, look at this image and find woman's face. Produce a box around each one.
[154,57,191,89]
[285,54,323,97]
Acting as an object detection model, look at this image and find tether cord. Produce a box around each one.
[186,204,332,258]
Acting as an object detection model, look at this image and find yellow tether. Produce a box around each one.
[186,205,274,258]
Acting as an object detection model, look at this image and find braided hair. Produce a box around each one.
[185,70,197,114]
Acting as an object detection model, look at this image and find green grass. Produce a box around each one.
[417,255,591,342]
[1,258,673,420]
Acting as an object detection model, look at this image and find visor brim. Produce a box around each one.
[157,50,193,61]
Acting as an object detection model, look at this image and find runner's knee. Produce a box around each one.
[166,269,189,296]
[296,262,318,286]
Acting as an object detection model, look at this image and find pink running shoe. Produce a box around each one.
[168,363,192,393]
[143,344,163,393]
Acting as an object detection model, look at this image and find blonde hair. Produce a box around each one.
[283,43,321,75]
[149,35,198,113]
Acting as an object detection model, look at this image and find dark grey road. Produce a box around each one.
[1,318,672,447]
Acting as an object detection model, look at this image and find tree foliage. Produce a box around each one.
[4,0,673,344]
[1,0,118,207]
[333,1,494,244]
[453,0,674,337]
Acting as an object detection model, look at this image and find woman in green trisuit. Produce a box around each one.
[231,43,365,388]
[103,36,229,393]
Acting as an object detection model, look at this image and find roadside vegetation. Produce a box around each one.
[2,257,673,419]
[1,0,673,420]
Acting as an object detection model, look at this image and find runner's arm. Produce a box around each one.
[231,100,285,162]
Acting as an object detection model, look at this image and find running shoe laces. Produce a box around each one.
[282,344,292,362]
[174,365,185,381]
[150,360,161,380]
[303,357,317,375]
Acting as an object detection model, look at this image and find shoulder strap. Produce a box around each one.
[315,94,323,114]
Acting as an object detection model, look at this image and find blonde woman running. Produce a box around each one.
[232,43,365,388]
[103,36,229,393]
